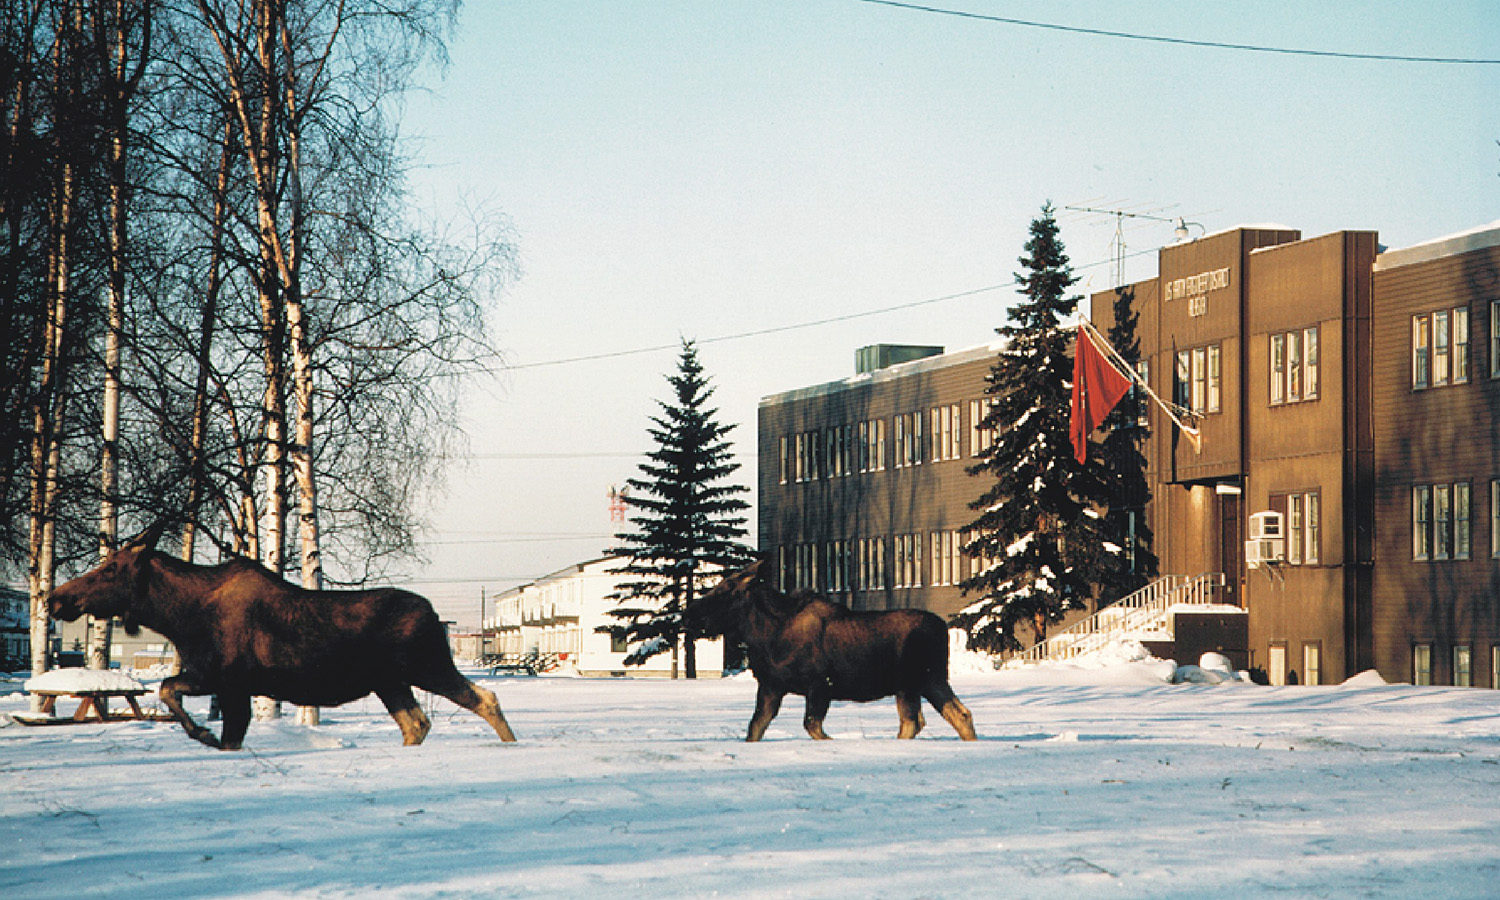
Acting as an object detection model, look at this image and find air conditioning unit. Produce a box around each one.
[1248,511,1284,542]
[1245,537,1286,570]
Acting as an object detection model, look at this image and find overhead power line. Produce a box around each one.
[501,240,1167,373]
[501,282,1014,371]
[857,0,1500,65]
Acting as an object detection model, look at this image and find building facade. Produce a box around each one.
[760,221,1500,687]
[482,557,725,677]
[1090,222,1500,686]
[758,342,1008,620]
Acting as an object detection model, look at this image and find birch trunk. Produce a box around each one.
[181,118,232,562]
[28,153,73,712]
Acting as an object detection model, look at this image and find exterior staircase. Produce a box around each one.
[1005,573,1228,666]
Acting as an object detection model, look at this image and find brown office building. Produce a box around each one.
[759,220,1500,687]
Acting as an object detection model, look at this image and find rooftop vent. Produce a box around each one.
[855,344,944,375]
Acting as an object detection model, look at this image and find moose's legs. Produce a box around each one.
[407,668,517,743]
[802,691,832,740]
[895,690,925,739]
[746,682,785,742]
[375,683,433,745]
[159,673,225,749]
[922,678,978,741]
[218,693,252,750]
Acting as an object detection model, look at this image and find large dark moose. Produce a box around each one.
[687,560,978,742]
[48,524,517,750]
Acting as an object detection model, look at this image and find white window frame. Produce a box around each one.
[1413,315,1430,389]
[1303,326,1320,399]
[1271,334,1286,404]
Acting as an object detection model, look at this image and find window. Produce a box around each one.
[1303,642,1321,686]
[826,426,853,478]
[1492,480,1500,558]
[930,531,961,586]
[1270,326,1318,405]
[893,533,923,588]
[1492,300,1500,379]
[1414,482,1470,561]
[1454,645,1472,687]
[1287,494,1303,565]
[1434,309,1451,385]
[969,399,996,456]
[792,431,824,482]
[930,404,960,462]
[1435,484,1452,560]
[1270,334,1286,404]
[1454,307,1470,383]
[1413,315,1430,389]
[779,436,789,485]
[1175,349,1191,409]
[1456,482,1471,559]
[1176,343,1221,414]
[1286,330,1301,402]
[1413,307,1469,389]
[894,413,924,468]
[857,419,886,473]
[1303,327,1320,399]
[1412,485,1432,560]
[1191,347,1207,413]
[1493,646,1500,690]
[1206,345,1221,413]
[1272,491,1320,565]
[1306,493,1321,565]
[1413,643,1433,686]
[854,537,886,593]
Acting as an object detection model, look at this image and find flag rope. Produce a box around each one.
[1076,317,1202,452]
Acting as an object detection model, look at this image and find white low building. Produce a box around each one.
[485,557,726,678]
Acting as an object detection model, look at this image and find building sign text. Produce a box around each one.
[1165,266,1231,317]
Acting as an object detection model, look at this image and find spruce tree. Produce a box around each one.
[1098,285,1159,599]
[605,339,753,678]
[956,204,1129,652]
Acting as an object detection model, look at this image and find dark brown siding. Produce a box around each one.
[758,346,999,617]
[1371,242,1500,686]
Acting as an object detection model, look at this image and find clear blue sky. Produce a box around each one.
[396,0,1500,624]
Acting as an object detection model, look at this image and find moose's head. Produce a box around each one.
[49,522,167,635]
[685,559,771,638]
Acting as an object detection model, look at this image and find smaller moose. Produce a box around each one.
[687,560,977,742]
[48,524,517,750]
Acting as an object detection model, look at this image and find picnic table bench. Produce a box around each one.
[480,652,561,677]
[11,668,172,726]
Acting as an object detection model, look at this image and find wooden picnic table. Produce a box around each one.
[26,687,167,724]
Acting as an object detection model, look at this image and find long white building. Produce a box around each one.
[484,557,725,678]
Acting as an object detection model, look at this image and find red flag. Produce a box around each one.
[1070,326,1133,464]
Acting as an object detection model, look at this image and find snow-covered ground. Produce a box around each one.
[2,666,1498,899]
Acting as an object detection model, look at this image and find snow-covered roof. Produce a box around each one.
[760,339,1006,407]
[1374,220,1500,272]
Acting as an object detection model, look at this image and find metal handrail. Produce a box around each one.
[1005,572,1227,666]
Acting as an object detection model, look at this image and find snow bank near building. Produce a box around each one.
[953,633,1258,686]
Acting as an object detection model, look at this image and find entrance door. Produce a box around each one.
[1218,490,1242,606]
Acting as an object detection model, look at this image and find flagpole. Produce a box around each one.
[1076,317,1202,452]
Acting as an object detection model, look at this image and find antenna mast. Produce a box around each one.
[1063,204,1180,287]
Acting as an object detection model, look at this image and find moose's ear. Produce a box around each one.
[126,520,169,552]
